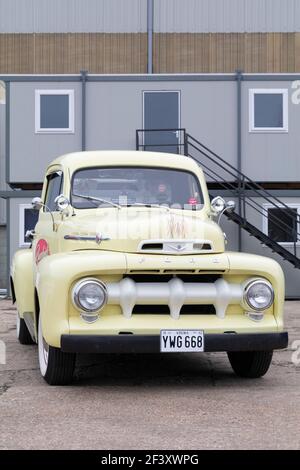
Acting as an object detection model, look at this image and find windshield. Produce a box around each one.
[71,167,203,210]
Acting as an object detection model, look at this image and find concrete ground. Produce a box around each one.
[0,298,299,450]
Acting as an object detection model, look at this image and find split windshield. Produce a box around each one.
[71,167,203,210]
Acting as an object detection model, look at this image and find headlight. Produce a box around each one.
[72,279,107,312]
[244,279,274,311]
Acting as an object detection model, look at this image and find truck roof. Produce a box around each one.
[48,150,203,175]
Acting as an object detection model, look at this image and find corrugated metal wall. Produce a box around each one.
[1,0,300,34]
[0,0,147,33]
[154,0,300,33]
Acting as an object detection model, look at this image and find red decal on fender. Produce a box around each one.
[35,239,49,264]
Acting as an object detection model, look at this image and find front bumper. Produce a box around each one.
[61,332,288,354]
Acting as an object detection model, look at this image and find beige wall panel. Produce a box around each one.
[0,33,147,74]
[154,33,300,73]
[1,32,300,74]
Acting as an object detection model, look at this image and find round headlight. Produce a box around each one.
[244,279,274,311]
[72,279,107,312]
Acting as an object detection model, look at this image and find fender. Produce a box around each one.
[224,251,285,328]
[36,250,127,347]
[11,249,35,332]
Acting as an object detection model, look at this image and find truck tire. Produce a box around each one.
[227,351,273,378]
[17,313,35,345]
[38,316,75,385]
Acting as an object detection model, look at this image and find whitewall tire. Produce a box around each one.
[38,316,76,385]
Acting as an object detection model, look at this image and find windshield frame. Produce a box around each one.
[70,165,204,211]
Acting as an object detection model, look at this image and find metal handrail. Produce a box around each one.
[188,146,300,240]
[198,162,298,245]
[136,129,186,154]
[186,133,300,224]
[136,128,300,257]
[186,136,299,257]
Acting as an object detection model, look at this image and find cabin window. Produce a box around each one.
[249,89,288,133]
[19,204,39,247]
[35,90,74,133]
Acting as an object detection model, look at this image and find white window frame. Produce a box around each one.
[35,89,75,134]
[19,204,35,248]
[249,89,288,133]
[262,203,300,246]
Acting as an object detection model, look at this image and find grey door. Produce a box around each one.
[143,91,180,153]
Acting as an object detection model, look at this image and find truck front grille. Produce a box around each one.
[106,277,243,320]
[124,274,222,283]
[132,304,216,315]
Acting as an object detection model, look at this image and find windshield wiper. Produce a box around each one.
[72,193,121,209]
[124,203,170,211]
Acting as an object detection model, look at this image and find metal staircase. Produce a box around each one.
[136,129,300,269]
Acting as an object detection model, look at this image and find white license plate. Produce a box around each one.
[160,330,204,353]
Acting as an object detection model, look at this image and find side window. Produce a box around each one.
[266,207,298,243]
[249,89,288,133]
[35,90,75,134]
[44,172,63,212]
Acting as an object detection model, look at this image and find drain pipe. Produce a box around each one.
[147,0,154,74]
[236,69,243,252]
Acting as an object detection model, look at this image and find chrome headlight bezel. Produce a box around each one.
[243,279,274,312]
[72,278,107,313]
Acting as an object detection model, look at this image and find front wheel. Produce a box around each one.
[227,351,273,378]
[38,316,76,385]
[17,313,35,345]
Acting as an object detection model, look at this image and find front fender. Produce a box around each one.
[224,252,285,328]
[11,249,35,319]
[36,250,127,347]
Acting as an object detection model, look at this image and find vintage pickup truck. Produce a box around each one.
[11,151,288,385]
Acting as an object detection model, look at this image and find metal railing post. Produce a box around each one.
[184,131,188,156]
[293,216,297,256]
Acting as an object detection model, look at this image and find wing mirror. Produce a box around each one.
[55,194,70,212]
[31,197,43,211]
[225,200,236,213]
[211,197,236,223]
[211,196,226,214]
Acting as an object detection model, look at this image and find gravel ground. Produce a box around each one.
[0,298,299,450]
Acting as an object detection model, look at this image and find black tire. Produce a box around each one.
[42,346,76,386]
[17,314,35,345]
[227,350,273,378]
[38,316,76,385]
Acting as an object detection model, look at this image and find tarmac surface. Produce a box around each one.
[0,298,299,450]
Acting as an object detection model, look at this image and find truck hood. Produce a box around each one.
[59,207,225,254]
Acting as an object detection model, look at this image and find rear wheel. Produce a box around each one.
[227,351,273,378]
[17,313,34,345]
[38,316,76,385]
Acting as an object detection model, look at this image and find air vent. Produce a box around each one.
[163,269,196,274]
[129,269,161,274]
[141,243,163,250]
[194,243,211,250]
[139,240,213,253]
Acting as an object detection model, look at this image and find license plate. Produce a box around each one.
[160,330,204,353]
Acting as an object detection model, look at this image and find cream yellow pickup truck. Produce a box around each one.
[11,151,288,385]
